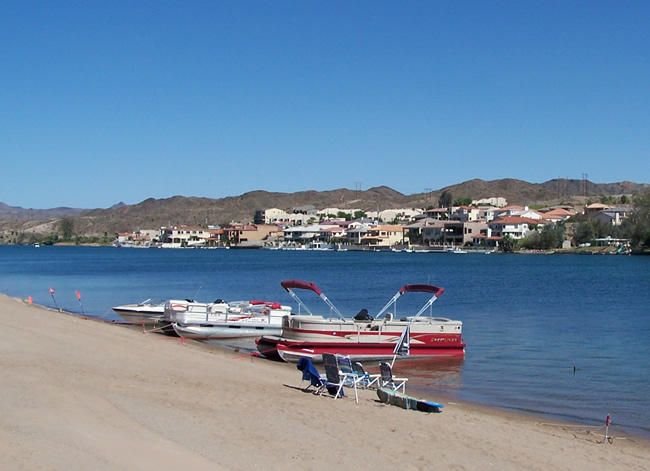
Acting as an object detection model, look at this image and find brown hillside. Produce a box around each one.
[1,179,648,238]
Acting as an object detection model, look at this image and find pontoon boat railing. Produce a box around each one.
[281,279,345,319]
[375,284,444,319]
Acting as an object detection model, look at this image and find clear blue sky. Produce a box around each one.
[2,1,648,209]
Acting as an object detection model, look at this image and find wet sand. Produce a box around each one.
[1,293,648,470]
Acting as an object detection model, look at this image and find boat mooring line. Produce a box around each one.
[231,348,273,360]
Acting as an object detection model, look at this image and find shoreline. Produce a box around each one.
[1,293,649,470]
[37,305,650,442]
[4,243,649,256]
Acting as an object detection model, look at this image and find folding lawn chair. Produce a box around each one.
[321,353,359,403]
[379,361,408,393]
[352,361,380,389]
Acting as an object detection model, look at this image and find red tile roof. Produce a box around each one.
[490,216,549,225]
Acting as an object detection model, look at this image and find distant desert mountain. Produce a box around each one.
[441,178,649,205]
[108,202,127,210]
[1,179,648,237]
[0,202,85,222]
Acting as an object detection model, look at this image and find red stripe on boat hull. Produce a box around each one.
[256,335,466,362]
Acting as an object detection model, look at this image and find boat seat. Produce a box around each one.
[354,308,373,321]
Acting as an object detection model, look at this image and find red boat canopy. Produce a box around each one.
[399,284,445,298]
[376,283,445,319]
[281,280,323,296]
[279,279,343,319]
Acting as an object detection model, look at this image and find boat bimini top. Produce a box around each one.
[280,279,345,319]
[375,284,445,320]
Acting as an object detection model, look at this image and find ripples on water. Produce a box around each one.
[1,246,648,437]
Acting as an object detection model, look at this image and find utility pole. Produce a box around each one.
[355,181,362,197]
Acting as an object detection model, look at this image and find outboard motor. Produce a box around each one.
[354,308,373,321]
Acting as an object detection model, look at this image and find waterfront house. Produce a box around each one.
[282,222,347,246]
[494,205,544,220]
[487,216,549,240]
[222,223,279,246]
[441,220,488,246]
[160,225,214,248]
[449,206,481,222]
[472,196,507,207]
[366,208,423,224]
[472,229,502,248]
[593,207,635,226]
[475,206,502,222]
[583,203,613,218]
[254,207,318,226]
[361,225,405,247]
[345,223,371,245]
[403,218,441,245]
[541,207,575,222]
[116,232,131,246]
[421,221,446,245]
[422,207,449,220]
[254,208,291,225]
[116,229,158,247]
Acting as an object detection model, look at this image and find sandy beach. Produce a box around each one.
[1,294,648,471]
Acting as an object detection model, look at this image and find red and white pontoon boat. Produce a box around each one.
[256,280,466,362]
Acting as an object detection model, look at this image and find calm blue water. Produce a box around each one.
[1,246,648,437]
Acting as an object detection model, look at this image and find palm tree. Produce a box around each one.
[501,234,516,253]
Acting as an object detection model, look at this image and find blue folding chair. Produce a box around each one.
[352,361,380,389]
[379,361,408,393]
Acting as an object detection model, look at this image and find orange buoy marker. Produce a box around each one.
[49,288,60,311]
[76,290,85,316]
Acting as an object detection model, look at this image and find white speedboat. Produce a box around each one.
[167,299,291,340]
[112,298,167,325]
[256,280,466,362]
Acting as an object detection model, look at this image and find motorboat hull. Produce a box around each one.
[112,301,166,325]
[172,323,283,340]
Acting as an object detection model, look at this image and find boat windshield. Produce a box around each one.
[140,299,167,306]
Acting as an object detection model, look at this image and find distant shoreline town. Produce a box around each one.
[112,198,637,254]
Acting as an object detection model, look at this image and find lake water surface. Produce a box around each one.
[1,245,648,438]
